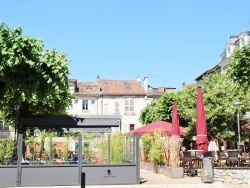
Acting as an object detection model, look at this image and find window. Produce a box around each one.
[115,102,120,113]
[91,100,95,104]
[241,39,244,46]
[125,98,134,112]
[74,99,78,104]
[222,65,229,71]
[82,100,88,110]
[130,124,135,131]
[104,103,108,113]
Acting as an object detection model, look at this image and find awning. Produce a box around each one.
[69,127,110,133]
[18,115,121,129]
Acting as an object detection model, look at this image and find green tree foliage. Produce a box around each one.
[227,45,250,90]
[98,133,125,164]
[139,100,158,125]
[155,92,179,122]
[139,92,178,125]
[110,132,125,164]
[177,83,197,139]
[140,133,153,163]
[179,73,249,140]
[0,23,73,126]
[199,73,238,139]
[148,129,166,165]
[140,72,250,142]
[0,136,14,165]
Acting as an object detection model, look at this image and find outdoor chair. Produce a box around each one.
[228,150,240,167]
[215,151,227,167]
[240,153,250,167]
[182,151,199,176]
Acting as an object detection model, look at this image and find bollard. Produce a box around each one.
[81,172,85,188]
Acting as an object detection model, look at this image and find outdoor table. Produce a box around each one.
[226,149,241,151]
[188,150,204,169]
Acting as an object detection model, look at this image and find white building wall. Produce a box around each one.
[219,32,250,73]
[68,96,99,115]
[67,94,152,134]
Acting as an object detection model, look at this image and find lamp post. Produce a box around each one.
[13,102,21,141]
[233,99,241,149]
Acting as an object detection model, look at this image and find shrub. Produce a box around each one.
[0,136,14,165]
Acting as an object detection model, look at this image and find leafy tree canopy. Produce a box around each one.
[180,73,250,140]
[155,91,179,122]
[139,100,158,125]
[139,92,179,125]
[227,45,250,90]
[0,23,73,126]
[140,72,250,141]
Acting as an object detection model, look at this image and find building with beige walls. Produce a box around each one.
[67,76,175,134]
[195,31,250,82]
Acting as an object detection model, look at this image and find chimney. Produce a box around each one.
[97,75,100,81]
[143,77,148,94]
[136,75,141,82]
[230,35,239,43]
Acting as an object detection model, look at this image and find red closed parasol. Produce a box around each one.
[172,101,180,136]
[196,87,209,155]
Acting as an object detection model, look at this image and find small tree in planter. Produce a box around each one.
[25,131,40,163]
[110,132,125,164]
[148,129,168,173]
[140,133,154,170]
[0,136,14,165]
[140,133,153,163]
[98,134,109,164]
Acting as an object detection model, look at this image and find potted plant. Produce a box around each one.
[140,133,154,171]
[148,129,168,174]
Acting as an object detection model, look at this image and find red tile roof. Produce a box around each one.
[76,79,145,96]
[98,79,145,96]
[77,82,99,96]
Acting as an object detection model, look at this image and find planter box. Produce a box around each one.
[140,161,145,169]
[154,164,165,174]
[142,162,154,171]
[164,167,184,178]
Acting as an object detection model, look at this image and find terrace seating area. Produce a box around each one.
[215,149,250,167]
[181,151,200,176]
[180,149,250,176]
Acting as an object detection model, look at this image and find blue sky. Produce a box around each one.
[1,1,250,90]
